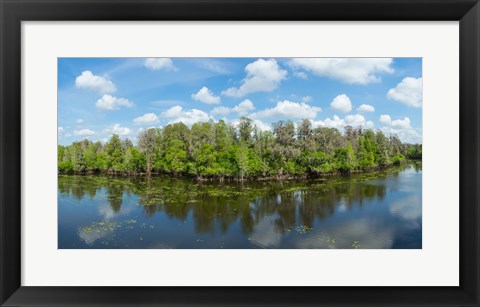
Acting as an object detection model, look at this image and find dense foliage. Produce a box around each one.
[58,118,422,179]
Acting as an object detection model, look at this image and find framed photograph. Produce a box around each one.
[1,0,479,306]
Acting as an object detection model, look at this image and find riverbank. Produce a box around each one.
[58,159,420,182]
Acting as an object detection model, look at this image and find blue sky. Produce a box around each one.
[58,57,422,145]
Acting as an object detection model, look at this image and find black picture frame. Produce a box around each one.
[1,0,479,306]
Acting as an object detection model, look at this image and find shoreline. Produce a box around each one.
[58,159,421,182]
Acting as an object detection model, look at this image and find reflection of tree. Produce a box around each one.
[58,175,134,215]
[106,184,124,213]
[58,165,408,235]
[413,161,422,172]
[58,175,98,200]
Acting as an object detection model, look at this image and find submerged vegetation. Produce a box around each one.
[58,118,422,179]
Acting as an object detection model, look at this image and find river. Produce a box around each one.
[58,162,422,249]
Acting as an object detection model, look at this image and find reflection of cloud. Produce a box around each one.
[385,166,421,193]
[249,215,282,248]
[97,200,135,220]
[295,219,394,249]
[337,199,347,212]
[389,195,422,222]
[78,224,115,245]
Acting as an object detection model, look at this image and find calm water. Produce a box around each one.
[58,163,422,249]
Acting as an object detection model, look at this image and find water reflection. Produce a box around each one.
[58,163,422,249]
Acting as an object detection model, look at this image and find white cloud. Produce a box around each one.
[96,94,133,110]
[76,119,84,124]
[330,94,352,113]
[144,58,176,71]
[288,58,394,84]
[379,114,421,143]
[253,119,272,131]
[232,99,255,115]
[133,113,160,125]
[197,59,231,74]
[391,117,411,129]
[382,125,422,144]
[345,114,374,129]
[314,114,373,130]
[387,77,423,108]
[222,59,287,97]
[210,106,231,116]
[379,114,410,129]
[356,104,375,113]
[73,128,95,137]
[250,100,321,120]
[161,105,211,126]
[302,96,313,103]
[162,105,183,118]
[191,87,221,104]
[294,71,308,79]
[210,99,256,116]
[103,124,131,136]
[319,115,345,129]
[229,118,272,132]
[58,127,64,138]
[379,114,392,125]
[75,71,116,94]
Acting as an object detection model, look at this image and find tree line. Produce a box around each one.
[58,117,422,179]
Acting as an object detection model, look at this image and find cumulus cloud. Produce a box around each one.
[302,96,313,103]
[191,87,221,104]
[379,114,410,129]
[210,106,231,116]
[387,77,423,107]
[161,105,210,126]
[222,59,287,97]
[288,58,394,84]
[96,94,133,110]
[253,119,272,131]
[161,105,183,118]
[232,99,255,115]
[76,119,84,124]
[330,94,352,113]
[379,114,421,143]
[210,99,255,116]
[230,118,272,132]
[357,104,375,113]
[391,117,411,129]
[197,59,231,74]
[103,124,131,136]
[75,71,116,94]
[211,106,231,116]
[144,58,176,71]
[250,100,321,120]
[58,127,64,138]
[133,113,160,125]
[294,71,308,80]
[314,114,374,130]
[345,114,374,129]
[73,128,95,137]
[320,115,345,129]
[379,114,392,125]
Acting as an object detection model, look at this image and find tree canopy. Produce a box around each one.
[58,118,421,179]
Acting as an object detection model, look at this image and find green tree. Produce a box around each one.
[334,143,357,172]
[138,128,157,175]
[105,134,124,173]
